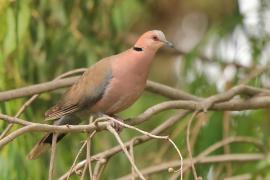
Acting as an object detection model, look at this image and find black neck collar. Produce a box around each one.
[133,46,143,52]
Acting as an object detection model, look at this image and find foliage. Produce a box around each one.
[1,0,270,179]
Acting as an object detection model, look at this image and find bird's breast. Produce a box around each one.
[89,50,153,114]
[90,72,146,115]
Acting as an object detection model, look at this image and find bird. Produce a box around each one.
[27,30,173,160]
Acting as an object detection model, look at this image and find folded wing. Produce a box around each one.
[45,59,113,121]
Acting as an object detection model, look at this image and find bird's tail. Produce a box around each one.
[27,134,50,160]
[27,115,80,160]
[27,133,66,160]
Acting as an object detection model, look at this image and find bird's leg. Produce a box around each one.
[110,115,124,133]
[95,113,124,133]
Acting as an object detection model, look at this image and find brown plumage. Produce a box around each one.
[27,30,173,159]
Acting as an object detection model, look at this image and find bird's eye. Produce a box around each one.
[153,36,159,41]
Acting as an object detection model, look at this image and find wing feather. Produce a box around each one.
[45,59,112,121]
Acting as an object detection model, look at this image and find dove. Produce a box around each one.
[27,30,173,159]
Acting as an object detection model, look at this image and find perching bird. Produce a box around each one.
[27,30,173,159]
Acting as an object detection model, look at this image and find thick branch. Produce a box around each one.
[146,81,201,101]
[0,76,199,102]
[129,97,270,116]
[118,136,263,179]
[0,114,110,148]
[59,111,190,179]
[0,76,80,102]
[117,153,264,180]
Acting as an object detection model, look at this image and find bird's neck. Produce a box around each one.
[129,48,156,75]
[113,48,156,81]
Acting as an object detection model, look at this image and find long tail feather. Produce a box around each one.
[27,115,80,160]
[27,134,51,160]
[27,133,66,160]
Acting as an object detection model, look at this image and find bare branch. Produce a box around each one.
[100,116,183,177]
[87,117,95,180]
[0,68,87,140]
[224,173,251,180]
[117,153,264,180]
[129,140,136,180]
[128,96,270,117]
[1,32,269,180]
[186,111,200,180]
[183,136,264,173]
[60,111,190,179]
[0,76,80,102]
[0,94,39,139]
[48,133,58,180]
[107,125,146,180]
[0,114,111,149]
[67,138,88,180]
[92,158,107,180]
[0,75,198,103]
[119,135,264,179]
[80,161,88,180]
[146,81,202,101]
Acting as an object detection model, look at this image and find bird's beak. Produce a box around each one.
[160,40,174,48]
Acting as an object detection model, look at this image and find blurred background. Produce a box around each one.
[1,0,270,179]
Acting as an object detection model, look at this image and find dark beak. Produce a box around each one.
[165,41,174,48]
[161,40,174,48]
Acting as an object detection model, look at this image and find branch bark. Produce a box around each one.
[117,153,264,180]
[59,111,190,179]
[1,67,270,180]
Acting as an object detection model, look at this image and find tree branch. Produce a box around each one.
[59,111,190,179]
[48,133,58,180]
[117,153,264,180]
[107,125,146,180]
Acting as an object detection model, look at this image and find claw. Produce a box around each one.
[111,116,124,133]
[98,114,124,133]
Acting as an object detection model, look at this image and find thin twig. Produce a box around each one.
[224,173,251,180]
[87,117,94,180]
[183,136,264,173]
[104,116,183,173]
[79,130,96,180]
[129,140,136,180]
[104,116,183,178]
[155,118,187,162]
[67,140,88,180]
[107,125,145,180]
[0,94,39,140]
[239,63,270,84]
[103,116,169,140]
[59,111,190,179]
[93,158,107,180]
[118,135,264,180]
[80,163,88,180]
[0,68,87,139]
[117,153,264,180]
[0,114,110,149]
[186,111,200,180]
[48,133,58,180]
[223,111,232,177]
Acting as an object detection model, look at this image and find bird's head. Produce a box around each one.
[134,30,173,52]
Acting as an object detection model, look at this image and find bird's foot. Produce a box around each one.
[110,115,124,133]
[95,113,124,133]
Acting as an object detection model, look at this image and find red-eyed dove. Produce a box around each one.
[27,30,173,159]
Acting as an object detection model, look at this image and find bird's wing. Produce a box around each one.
[45,59,113,121]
